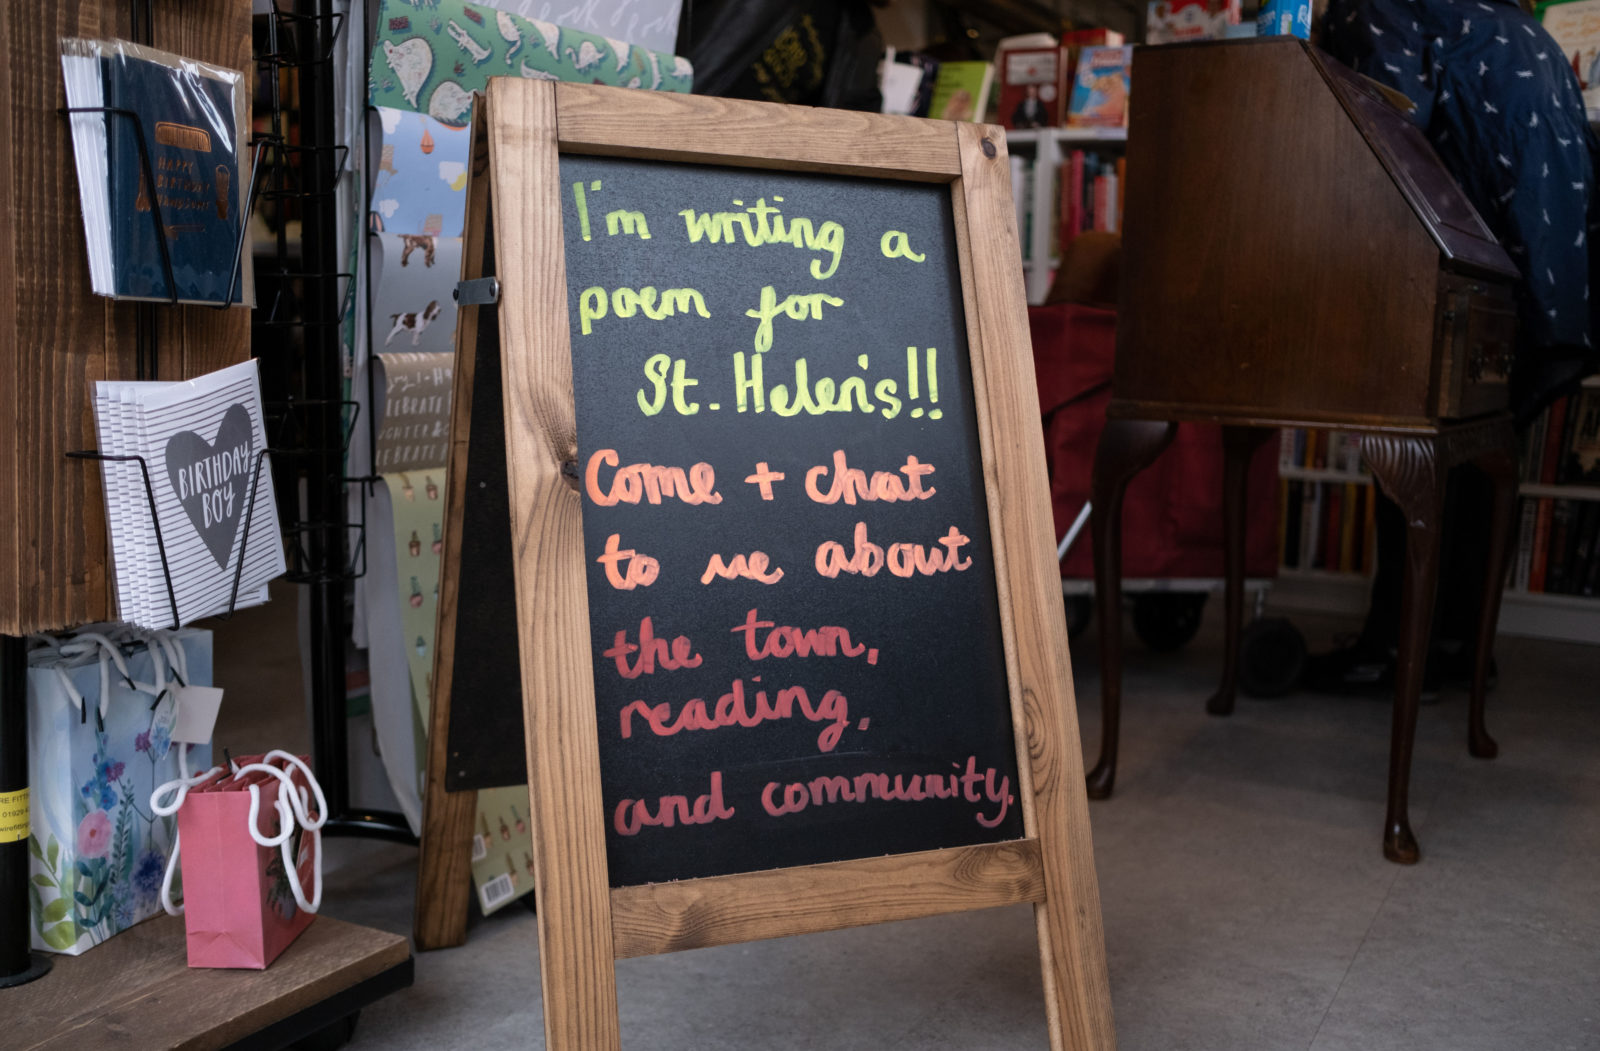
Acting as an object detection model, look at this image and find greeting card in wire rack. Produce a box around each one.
[94,360,286,626]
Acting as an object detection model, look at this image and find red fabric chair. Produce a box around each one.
[1028,301,1279,581]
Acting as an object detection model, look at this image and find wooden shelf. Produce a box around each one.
[1520,483,1600,501]
[1007,126,1128,144]
[1061,576,1272,595]
[11,914,411,1050]
[1278,466,1370,484]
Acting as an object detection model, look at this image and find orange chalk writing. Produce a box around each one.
[814,522,972,579]
[804,450,936,505]
[619,677,850,753]
[731,608,869,662]
[613,772,735,836]
[760,756,1014,828]
[701,550,784,585]
[743,461,785,501]
[596,533,660,590]
[584,448,721,506]
[603,617,702,679]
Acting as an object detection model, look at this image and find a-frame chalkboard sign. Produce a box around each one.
[416,78,1114,1050]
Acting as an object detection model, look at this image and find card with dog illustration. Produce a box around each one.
[371,231,462,354]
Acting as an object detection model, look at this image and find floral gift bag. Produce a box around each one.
[25,626,213,954]
[157,751,323,969]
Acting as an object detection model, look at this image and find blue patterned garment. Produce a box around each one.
[1322,0,1599,408]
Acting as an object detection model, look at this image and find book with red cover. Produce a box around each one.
[1146,0,1243,44]
[1323,483,1343,570]
[1540,394,1569,485]
[1115,156,1126,229]
[1529,498,1554,592]
[997,45,1069,129]
[1062,149,1085,249]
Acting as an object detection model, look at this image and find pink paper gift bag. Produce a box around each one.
[166,752,324,969]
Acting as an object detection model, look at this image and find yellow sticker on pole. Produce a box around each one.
[0,788,29,844]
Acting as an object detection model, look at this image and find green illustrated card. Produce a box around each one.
[369,0,693,125]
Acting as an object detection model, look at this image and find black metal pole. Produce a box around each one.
[0,635,50,987]
[297,0,350,826]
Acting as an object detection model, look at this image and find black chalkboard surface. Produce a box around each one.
[560,155,1023,887]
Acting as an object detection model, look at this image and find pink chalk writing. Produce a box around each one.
[619,677,851,753]
[759,756,1013,828]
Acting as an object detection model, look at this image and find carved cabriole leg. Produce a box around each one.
[1087,418,1178,800]
[1463,417,1518,759]
[1208,426,1278,716]
[1361,432,1445,865]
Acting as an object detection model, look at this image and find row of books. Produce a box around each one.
[1513,497,1600,595]
[1522,387,1600,486]
[1279,479,1377,574]
[880,31,1130,129]
[1279,427,1366,475]
[1278,428,1375,577]
[1062,151,1125,246]
[1008,151,1128,260]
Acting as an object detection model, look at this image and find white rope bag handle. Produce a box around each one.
[53,632,133,723]
[150,746,221,917]
[150,751,326,916]
[232,751,327,914]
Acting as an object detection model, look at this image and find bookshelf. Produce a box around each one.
[1271,377,1600,644]
[1006,126,1127,304]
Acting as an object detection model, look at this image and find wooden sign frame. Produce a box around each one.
[417,77,1114,1050]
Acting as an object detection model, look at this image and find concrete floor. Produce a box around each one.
[212,593,1600,1050]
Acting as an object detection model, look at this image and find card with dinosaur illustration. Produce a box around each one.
[368,0,693,126]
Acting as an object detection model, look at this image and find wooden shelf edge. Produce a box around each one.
[610,839,1045,960]
[1519,483,1600,501]
[1278,466,1371,484]
[12,914,412,1051]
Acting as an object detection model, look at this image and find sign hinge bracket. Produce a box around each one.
[454,277,500,306]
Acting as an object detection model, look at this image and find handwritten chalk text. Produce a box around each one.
[619,677,851,753]
[760,756,1014,829]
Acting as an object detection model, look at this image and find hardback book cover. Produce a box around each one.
[880,50,941,118]
[102,49,246,304]
[1146,0,1243,44]
[1561,389,1600,483]
[1066,46,1132,128]
[1062,29,1126,96]
[997,45,1068,129]
[1539,0,1600,94]
[928,60,995,122]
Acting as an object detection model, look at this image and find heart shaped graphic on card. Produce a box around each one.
[164,403,255,570]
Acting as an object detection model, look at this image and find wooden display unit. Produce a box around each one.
[0,1,256,637]
[10,914,411,1050]
[1091,38,1520,863]
[417,78,1115,1049]
[0,2,413,1041]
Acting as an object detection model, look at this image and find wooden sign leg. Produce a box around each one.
[413,101,493,952]
[952,123,1117,1051]
[489,78,621,1050]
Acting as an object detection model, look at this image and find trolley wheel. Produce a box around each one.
[292,1012,360,1051]
[1065,595,1093,640]
[1131,593,1207,652]
[1238,617,1307,698]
